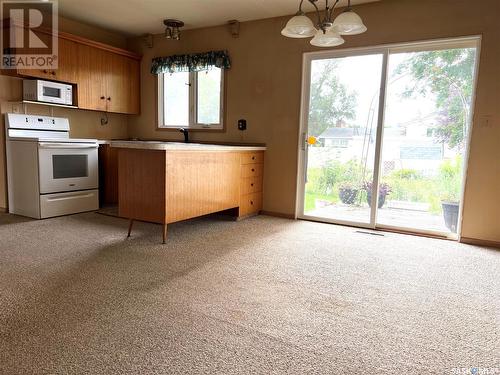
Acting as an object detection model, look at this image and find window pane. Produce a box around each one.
[164,72,189,126]
[197,68,221,124]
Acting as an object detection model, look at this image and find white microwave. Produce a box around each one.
[23,79,73,106]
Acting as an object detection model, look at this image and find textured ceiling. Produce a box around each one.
[58,0,380,36]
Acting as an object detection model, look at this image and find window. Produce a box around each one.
[331,139,349,148]
[158,68,224,130]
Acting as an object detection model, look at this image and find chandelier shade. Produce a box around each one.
[310,28,345,47]
[281,14,316,38]
[332,10,367,35]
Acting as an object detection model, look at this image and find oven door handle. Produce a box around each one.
[39,143,98,149]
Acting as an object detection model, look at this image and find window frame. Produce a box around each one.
[157,69,225,131]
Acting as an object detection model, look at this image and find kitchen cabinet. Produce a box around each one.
[1,28,141,115]
[77,45,140,114]
[77,43,107,111]
[18,38,79,83]
[239,151,264,217]
[113,142,266,243]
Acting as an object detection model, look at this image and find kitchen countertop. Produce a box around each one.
[108,140,267,152]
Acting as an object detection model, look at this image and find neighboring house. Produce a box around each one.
[312,121,452,176]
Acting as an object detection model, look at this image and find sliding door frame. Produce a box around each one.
[295,35,482,239]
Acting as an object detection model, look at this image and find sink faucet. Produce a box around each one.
[179,128,189,143]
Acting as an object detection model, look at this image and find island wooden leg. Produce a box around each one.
[127,219,134,238]
[162,224,168,244]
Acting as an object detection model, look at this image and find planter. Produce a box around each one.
[366,191,387,208]
[442,201,459,233]
[339,187,359,205]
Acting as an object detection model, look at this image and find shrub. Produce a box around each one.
[438,157,463,202]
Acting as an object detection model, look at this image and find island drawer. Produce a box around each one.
[241,152,264,165]
[241,163,263,178]
[239,192,263,217]
[240,176,263,195]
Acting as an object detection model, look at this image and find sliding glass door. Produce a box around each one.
[301,53,384,226]
[298,37,480,237]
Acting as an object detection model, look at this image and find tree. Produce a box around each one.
[394,48,476,150]
[308,60,357,137]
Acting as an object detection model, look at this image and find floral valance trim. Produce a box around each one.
[151,50,231,74]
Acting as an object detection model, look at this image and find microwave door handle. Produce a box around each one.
[39,143,98,149]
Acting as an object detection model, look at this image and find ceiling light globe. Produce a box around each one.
[332,10,367,35]
[310,29,345,48]
[281,15,316,38]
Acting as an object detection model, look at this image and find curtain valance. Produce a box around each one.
[151,50,231,74]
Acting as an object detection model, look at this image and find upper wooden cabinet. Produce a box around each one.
[17,38,79,83]
[12,31,141,115]
[77,44,140,115]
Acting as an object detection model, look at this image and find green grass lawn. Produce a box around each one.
[304,192,334,212]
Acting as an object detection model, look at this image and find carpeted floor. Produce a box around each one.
[0,212,498,374]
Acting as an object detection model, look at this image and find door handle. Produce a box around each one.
[39,143,98,149]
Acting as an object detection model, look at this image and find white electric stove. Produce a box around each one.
[5,113,99,219]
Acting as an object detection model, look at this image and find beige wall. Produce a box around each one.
[0,16,129,209]
[127,0,500,242]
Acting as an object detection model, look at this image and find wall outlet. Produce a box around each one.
[238,119,247,131]
[12,104,22,114]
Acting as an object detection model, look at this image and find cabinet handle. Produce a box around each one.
[107,97,111,101]
[51,71,56,75]
[251,183,254,187]
[43,69,48,73]
[252,156,255,160]
[250,201,254,205]
[100,96,105,100]
[251,168,255,172]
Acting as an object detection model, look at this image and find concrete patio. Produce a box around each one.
[306,202,450,234]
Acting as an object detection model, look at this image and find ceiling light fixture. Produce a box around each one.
[164,19,184,41]
[281,0,366,47]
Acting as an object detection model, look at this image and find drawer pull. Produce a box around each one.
[250,201,254,205]
[251,183,254,187]
[251,168,255,172]
[252,156,255,160]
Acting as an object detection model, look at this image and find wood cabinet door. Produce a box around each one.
[53,38,78,83]
[76,43,107,111]
[104,53,140,115]
[17,32,54,79]
[104,51,129,114]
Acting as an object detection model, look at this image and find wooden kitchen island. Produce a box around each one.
[111,141,266,243]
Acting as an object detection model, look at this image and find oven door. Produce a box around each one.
[38,142,99,194]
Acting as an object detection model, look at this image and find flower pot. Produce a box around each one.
[366,191,386,208]
[442,201,459,233]
[339,187,358,205]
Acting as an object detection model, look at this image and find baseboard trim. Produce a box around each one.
[460,237,500,249]
[260,211,295,220]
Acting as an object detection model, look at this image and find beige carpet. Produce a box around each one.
[0,212,498,374]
